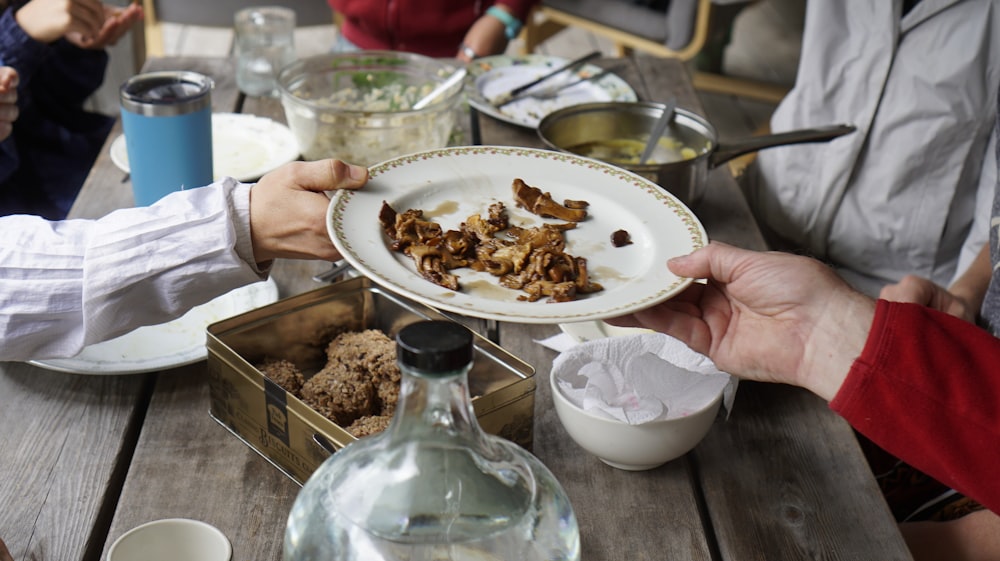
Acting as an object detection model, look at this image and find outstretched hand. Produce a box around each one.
[16,0,104,44]
[606,242,876,401]
[69,1,144,49]
[17,0,142,48]
[249,159,369,263]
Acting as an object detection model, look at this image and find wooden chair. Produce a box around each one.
[140,0,336,59]
[523,0,711,61]
[521,0,789,104]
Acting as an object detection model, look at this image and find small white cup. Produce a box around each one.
[108,518,232,561]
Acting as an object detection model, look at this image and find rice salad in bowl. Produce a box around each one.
[277,51,463,166]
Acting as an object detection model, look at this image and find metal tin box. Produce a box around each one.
[206,276,536,485]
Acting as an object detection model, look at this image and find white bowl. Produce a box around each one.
[108,518,232,561]
[550,372,722,471]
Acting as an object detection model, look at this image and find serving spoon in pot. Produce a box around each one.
[638,98,677,165]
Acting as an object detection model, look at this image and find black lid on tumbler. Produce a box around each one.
[120,71,213,117]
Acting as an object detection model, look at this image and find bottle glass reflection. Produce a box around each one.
[284,320,580,561]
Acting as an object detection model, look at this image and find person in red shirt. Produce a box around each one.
[608,241,1000,561]
[327,0,539,61]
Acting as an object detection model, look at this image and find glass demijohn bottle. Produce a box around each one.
[284,320,580,561]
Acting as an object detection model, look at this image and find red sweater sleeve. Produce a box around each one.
[831,300,1000,513]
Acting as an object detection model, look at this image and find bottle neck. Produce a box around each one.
[387,363,484,443]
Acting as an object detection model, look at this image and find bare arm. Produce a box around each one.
[456,7,509,61]
[880,243,991,323]
[456,1,538,61]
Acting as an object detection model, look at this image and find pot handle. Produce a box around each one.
[709,123,856,168]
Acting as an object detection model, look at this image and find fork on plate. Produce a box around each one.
[521,66,621,101]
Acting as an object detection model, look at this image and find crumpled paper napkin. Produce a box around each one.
[549,331,737,425]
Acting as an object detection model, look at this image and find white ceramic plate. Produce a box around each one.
[110,113,300,182]
[328,146,707,324]
[29,279,279,375]
[467,54,637,128]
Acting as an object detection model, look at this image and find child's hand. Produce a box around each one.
[15,0,105,44]
[0,67,20,142]
[67,1,143,49]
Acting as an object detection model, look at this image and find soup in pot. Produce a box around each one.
[567,137,699,165]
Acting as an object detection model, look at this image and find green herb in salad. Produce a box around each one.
[350,70,407,90]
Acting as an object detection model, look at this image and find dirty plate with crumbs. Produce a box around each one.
[467,54,637,128]
[327,146,706,324]
[30,279,279,374]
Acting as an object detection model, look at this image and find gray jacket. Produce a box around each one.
[743,0,1000,296]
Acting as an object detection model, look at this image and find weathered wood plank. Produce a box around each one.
[695,383,913,561]
[99,365,299,561]
[0,363,149,561]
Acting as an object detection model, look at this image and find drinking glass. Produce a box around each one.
[234,6,296,97]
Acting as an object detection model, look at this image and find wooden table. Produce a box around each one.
[0,56,913,561]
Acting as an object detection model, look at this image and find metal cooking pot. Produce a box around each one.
[537,101,855,206]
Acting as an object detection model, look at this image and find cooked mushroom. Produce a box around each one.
[379,186,603,302]
[511,178,588,222]
[611,229,632,247]
[407,243,461,291]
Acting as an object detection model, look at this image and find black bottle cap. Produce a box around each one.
[397,321,474,374]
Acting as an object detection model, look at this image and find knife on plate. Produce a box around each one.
[490,50,602,108]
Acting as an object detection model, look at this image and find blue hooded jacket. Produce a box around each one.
[0,5,113,219]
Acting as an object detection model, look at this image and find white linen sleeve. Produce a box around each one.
[0,178,265,361]
[952,127,996,284]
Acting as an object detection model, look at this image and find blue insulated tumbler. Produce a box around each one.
[120,71,213,206]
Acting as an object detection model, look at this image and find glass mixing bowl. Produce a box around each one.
[277,51,463,166]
